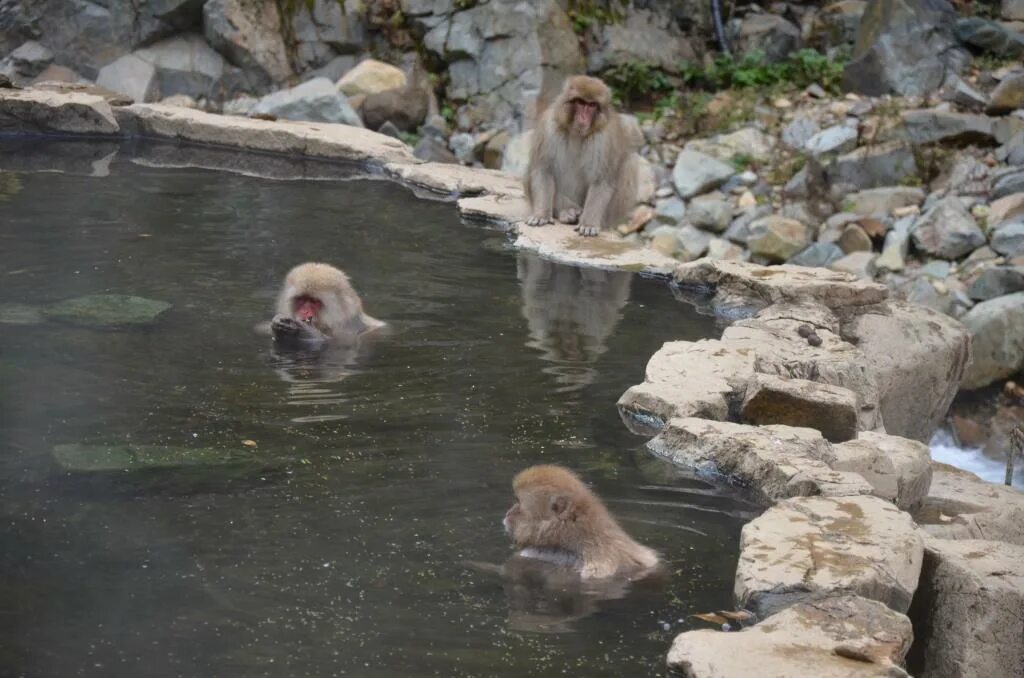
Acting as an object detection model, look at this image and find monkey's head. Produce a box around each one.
[556,76,612,138]
[278,262,363,334]
[503,465,605,553]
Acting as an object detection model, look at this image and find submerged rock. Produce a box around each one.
[0,303,44,325]
[43,294,172,327]
[53,443,236,472]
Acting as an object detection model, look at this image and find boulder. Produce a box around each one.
[830,251,877,279]
[804,124,858,156]
[960,291,1024,388]
[685,127,775,164]
[736,495,924,616]
[990,218,1024,256]
[687,196,733,233]
[1,41,53,81]
[913,462,1024,545]
[668,595,913,678]
[584,7,695,73]
[827,142,918,198]
[955,17,1024,57]
[1006,0,1024,20]
[876,229,910,271]
[705,237,746,261]
[413,135,458,164]
[740,373,859,443]
[361,85,430,132]
[336,59,405,98]
[131,33,226,102]
[986,191,1024,225]
[899,109,997,146]
[732,14,802,63]
[288,0,364,72]
[676,224,712,262]
[992,168,1024,200]
[0,88,119,135]
[647,418,873,504]
[967,265,1024,300]
[986,71,1024,115]
[907,538,1024,678]
[911,195,986,259]
[672,150,735,198]
[831,431,932,510]
[203,0,290,88]
[781,116,820,150]
[746,216,811,262]
[96,54,157,103]
[838,224,873,253]
[843,0,968,97]
[250,77,362,126]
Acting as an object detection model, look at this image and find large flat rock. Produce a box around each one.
[740,373,860,443]
[736,495,923,616]
[387,161,522,198]
[668,594,914,677]
[913,462,1024,546]
[908,538,1024,678]
[511,223,677,274]
[0,88,119,135]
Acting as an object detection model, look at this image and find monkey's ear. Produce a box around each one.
[549,494,572,517]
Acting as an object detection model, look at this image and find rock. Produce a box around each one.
[685,127,775,164]
[846,186,925,216]
[876,229,910,271]
[96,54,157,103]
[968,265,1024,300]
[911,196,985,259]
[788,242,845,268]
[705,237,746,261]
[827,142,918,198]
[741,373,859,442]
[159,94,197,109]
[635,155,656,204]
[2,41,53,80]
[687,196,732,233]
[960,291,1024,388]
[131,33,226,102]
[831,431,932,510]
[0,303,43,326]
[838,224,873,253]
[672,150,736,198]
[781,116,819,150]
[913,462,1024,545]
[0,88,119,135]
[842,0,968,97]
[648,225,681,257]
[203,0,291,88]
[991,168,1024,200]
[986,71,1024,115]
[805,124,858,156]
[303,55,358,84]
[830,251,877,279]
[724,205,772,244]
[250,77,362,126]
[955,17,1024,57]
[482,130,509,170]
[1006,0,1024,20]
[500,131,531,178]
[732,14,802,63]
[413,134,457,164]
[653,196,686,225]
[907,538,1024,678]
[376,120,400,139]
[989,191,1024,225]
[584,7,695,74]
[668,595,913,678]
[736,495,924,616]
[991,218,1024,257]
[647,418,872,504]
[52,443,233,472]
[449,132,475,164]
[288,0,364,72]
[33,81,134,106]
[617,340,756,426]
[43,294,171,327]
[940,74,989,111]
[222,94,257,116]
[900,109,997,146]
[676,224,712,262]
[747,216,811,262]
[336,59,406,98]
[32,64,89,86]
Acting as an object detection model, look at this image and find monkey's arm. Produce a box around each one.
[271,314,328,346]
[578,182,615,237]
[526,168,556,226]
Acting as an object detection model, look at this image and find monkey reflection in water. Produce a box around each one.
[472,465,666,633]
[517,255,631,393]
[258,262,386,386]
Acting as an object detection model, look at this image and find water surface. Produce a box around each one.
[0,142,753,677]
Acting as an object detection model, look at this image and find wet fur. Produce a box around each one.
[524,76,637,235]
[270,262,384,346]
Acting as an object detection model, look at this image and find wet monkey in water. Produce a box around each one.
[267,262,385,347]
[524,75,638,237]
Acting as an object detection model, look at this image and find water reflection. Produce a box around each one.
[517,255,631,395]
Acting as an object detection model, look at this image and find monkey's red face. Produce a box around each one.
[292,295,323,323]
[572,98,598,131]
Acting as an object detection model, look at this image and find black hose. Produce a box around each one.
[711,0,731,56]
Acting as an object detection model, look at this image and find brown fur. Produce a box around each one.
[504,465,659,580]
[272,262,384,341]
[524,75,637,237]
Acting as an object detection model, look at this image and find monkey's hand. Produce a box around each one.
[526,215,553,227]
[575,223,600,237]
[557,207,581,224]
[271,315,327,345]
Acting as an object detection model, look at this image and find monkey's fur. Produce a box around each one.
[524,76,637,237]
[504,465,659,580]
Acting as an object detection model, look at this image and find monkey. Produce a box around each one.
[524,75,638,238]
[503,465,660,580]
[266,262,384,348]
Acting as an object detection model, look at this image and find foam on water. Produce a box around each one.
[930,429,1022,488]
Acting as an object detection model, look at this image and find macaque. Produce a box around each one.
[524,75,637,237]
[268,262,384,348]
[503,465,660,580]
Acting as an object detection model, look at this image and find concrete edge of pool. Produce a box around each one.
[3,85,1023,678]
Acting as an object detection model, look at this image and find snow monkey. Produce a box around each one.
[269,263,384,347]
[503,465,660,580]
[524,75,638,237]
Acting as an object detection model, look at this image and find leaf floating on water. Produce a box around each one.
[691,612,729,626]
[242,439,258,448]
[718,609,756,623]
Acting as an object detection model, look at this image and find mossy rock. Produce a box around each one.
[53,443,232,472]
[43,294,172,327]
[0,303,44,325]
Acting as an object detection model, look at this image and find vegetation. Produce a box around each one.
[603,62,672,106]
[679,49,848,95]
[566,0,630,34]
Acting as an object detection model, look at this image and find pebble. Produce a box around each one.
[773,97,792,109]
[892,205,919,218]
[797,324,814,338]
[738,191,757,208]
[807,334,823,347]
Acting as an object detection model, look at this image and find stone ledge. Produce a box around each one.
[0,88,118,135]
[913,462,1024,546]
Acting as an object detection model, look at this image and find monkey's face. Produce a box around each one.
[292,294,323,324]
[560,76,611,137]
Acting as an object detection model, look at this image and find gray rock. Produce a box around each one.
[687,196,733,233]
[685,127,775,164]
[1006,0,1024,20]
[900,109,997,146]
[987,72,1024,115]
[203,0,291,89]
[653,196,686,225]
[838,224,873,253]
[724,205,773,245]
[781,116,820,150]
[676,224,713,262]
[414,134,458,164]
[961,291,1024,388]
[991,218,1024,256]
[876,229,910,272]
[302,54,358,84]
[815,0,868,47]
[896,276,954,315]
[919,260,952,279]
[2,41,53,80]
[788,242,845,268]
[999,131,1024,166]
[133,33,226,102]
[250,77,362,126]
[222,94,257,116]
[584,7,695,74]
[705,237,747,261]
[940,74,989,111]
[968,265,1024,300]
[830,251,877,279]
[846,186,925,216]
[376,120,401,139]
[992,169,1024,200]
[449,132,475,164]
[747,216,811,262]
[360,85,430,132]
[911,196,985,259]
[804,124,858,156]
[827,142,918,199]
[0,88,121,134]
[96,54,157,103]
[672,150,735,199]
[955,17,1024,58]
[0,303,44,326]
[732,14,802,63]
[43,294,171,327]
[289,0,364,72]
[843,0,968,97]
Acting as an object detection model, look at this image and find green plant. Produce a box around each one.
[678,48,848,95]
[566,0,629,34]
[603,62,672,106]
[731,153,753,171]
